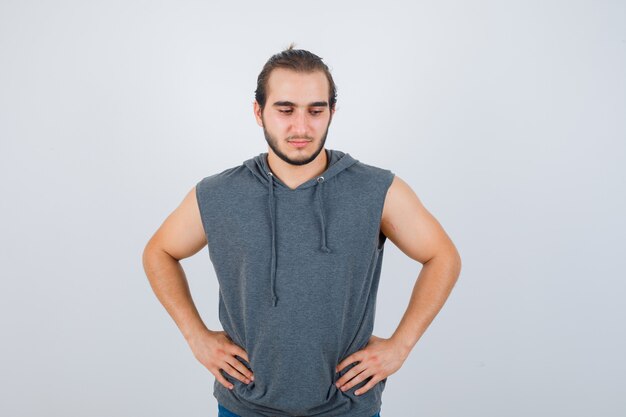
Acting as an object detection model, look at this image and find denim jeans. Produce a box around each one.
[218,403,381,417]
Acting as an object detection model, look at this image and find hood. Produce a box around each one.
[243,149,359,307]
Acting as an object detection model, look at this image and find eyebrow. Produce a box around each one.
[272,101,329,108]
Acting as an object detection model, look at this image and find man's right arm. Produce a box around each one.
[142,186,209,342]
[141,185,255,389]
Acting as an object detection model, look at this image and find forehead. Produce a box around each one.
[266,68,329,103]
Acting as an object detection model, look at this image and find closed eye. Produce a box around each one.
[279,109,324,115]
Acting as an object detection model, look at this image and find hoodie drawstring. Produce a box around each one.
[266,171,331,307]
[316,176,332,254]
[267,172,278,307]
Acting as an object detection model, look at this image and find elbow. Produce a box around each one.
[142,240,155,272]
[142,238,164,271]
[438,245,462,278]
[452,247,462,278]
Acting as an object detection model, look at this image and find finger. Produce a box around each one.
[337,364,367,391]
[223,362,250,384]
[226,357,252,384]
[354,375,381,396]
[225,356,254,382]
[213,368,235,390]
[336,353,362,373]
[336,357,351,373]
[340,370,369,392]
[232,345,251,365]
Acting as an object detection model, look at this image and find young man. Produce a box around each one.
[142,45,461,417]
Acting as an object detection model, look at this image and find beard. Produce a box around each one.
[261,114,332,166]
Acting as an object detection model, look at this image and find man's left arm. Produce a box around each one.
[335,175,462,395]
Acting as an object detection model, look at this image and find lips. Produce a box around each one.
[289,140,310,148]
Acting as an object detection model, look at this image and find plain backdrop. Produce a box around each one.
[1,1,624,416]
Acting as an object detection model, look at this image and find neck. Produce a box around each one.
[266,149,329,190]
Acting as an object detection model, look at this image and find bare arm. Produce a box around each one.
[335,175,462,396]
[141,186,254,389]
[381,175,462,357]
[142,186,209,341]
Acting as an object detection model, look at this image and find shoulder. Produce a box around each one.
[381,174,423,230]
[196,164,249,192]
[348,159,395,193]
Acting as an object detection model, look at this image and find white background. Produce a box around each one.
[1,1,624,416]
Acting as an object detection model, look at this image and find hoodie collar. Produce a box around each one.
[243,149,359,307]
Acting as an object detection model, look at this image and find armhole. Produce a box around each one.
[376,170,395,251]
[195,178,210,239]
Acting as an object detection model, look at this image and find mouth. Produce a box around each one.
[288,140,311,148]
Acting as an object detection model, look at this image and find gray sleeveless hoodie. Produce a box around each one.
[195,148,395,417]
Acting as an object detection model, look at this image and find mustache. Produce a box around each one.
[288,136,313,141]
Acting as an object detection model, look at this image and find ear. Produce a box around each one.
[253,100,264,127]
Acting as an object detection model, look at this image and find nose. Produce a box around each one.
[292,109,308,137]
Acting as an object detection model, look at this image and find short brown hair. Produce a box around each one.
[255,43,337,112]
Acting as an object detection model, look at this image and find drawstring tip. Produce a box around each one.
[321,245,332,253]
[272,295,278,307]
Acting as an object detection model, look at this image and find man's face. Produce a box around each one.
[254,68,335,166]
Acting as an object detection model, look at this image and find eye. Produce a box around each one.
[278,109,324,115]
